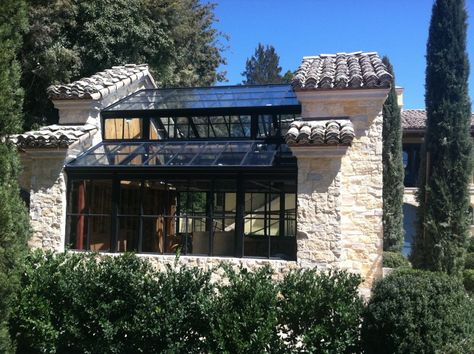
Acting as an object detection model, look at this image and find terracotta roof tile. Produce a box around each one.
[8,124,97,148]
[401,109,474,130]
[292,52,392,90]
[47,64,152,100]
[285,119,355,146]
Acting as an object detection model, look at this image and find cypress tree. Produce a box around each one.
[411,0,472,275]
[382,56,405,253]
[0,0,30,351]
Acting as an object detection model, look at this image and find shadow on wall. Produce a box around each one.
[402,203,418,257]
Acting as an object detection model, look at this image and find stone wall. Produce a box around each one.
[25,150,68,250]
[292,89,388,292]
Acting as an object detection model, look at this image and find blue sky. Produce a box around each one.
[212,0,474,109]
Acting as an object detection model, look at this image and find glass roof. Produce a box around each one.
[68,141,279,168]
[103,84,300,112]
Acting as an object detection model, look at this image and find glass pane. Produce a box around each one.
[69,180,88,214]
[104,118,142,139]
[142,216,165,253]
[67,215,87,250]
[117,217,139,252]
[214,152,246,166]
[103,84,300,112]
[89,180,113,214]
[143,180,167,215]
[120,180,141,215]
[89,216,111,251]
[243,152,275,165]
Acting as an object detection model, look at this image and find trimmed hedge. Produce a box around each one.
[465,252,474,270]
[464,269,474,294]
[10,251,364,354]
[383,251,411,268]
[278,269,363,353]
[10,251,213,353]
[361,269,474,354]
[207,266,281,353]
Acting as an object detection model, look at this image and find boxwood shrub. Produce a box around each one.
[9,251,213,354]
[464,269,474,294]
[9,252,366,354]
[206,266,281,353]
[383,251,411,269]
[465,252,474,270]
[361,269,474,354]
[278,269,363,354]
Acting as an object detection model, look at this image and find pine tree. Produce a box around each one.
[242,44,285,84]
[411,0,472,275]
[0,0,30,351]
[382,56,405,253]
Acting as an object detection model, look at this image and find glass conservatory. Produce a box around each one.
[65,84,301,260]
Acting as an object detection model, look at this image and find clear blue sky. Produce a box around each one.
[212,0,474,109]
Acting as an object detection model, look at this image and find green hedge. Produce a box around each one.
[464,269,474,294]
[278,269,363,353]
[361,269,474,354]
[10,251,213,353]
[465,252,474,269]
[383,251,411,268]
[10,251,364,354]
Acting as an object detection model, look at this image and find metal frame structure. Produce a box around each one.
[65,84,301,260]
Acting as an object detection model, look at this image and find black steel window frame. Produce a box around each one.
[65,169,297,260]
[101,112,300,143]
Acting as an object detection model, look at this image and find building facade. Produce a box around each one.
[11,52,392,293]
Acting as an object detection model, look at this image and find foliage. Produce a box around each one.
[464,269,474,294]
[412,0,472,275]
[382,57,405,253]
[10,251,213,353]
[278,269,363,354]
[21,0,227,129]
[0,0,30,352]
[207,266,281,353]
[10,252,369,353]
[383,251,411,269]
[361,269,474,354]
[242,43,288,85]
[468,236,474,252]
[465,252,474,269]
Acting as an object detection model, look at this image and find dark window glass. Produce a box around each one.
[66,176,296,260]
[403,144,421,187]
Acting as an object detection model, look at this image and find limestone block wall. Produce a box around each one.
[293,89,388,290]
[26,151,68,251]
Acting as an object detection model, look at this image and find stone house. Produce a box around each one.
[400,108,474,255]
[10,52,392,294]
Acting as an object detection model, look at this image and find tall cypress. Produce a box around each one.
[412,0,472,274]
[0,0,30,351]
[382,57,405,253]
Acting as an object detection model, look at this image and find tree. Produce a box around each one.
[0,0,31,351]
[21,0,227,129]
[242,43,288,85]
[381,56,405,253]
[411,0,472,275]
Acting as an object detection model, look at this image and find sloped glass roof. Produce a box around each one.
[103,84,300,112]
[68,141,278,168]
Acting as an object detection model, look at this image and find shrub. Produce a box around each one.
[278,269,363,354]
[468,236,474,252]
[383,251,411,268]
[464,269,474,294]
[465,252,474,270]
[10,251,213,353]
[361,269,474,354]
[206,266,281,353]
